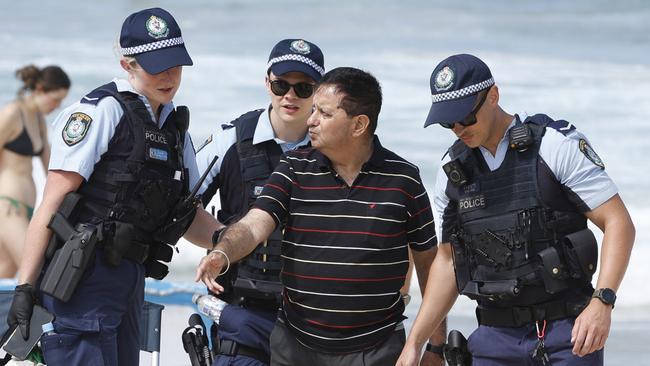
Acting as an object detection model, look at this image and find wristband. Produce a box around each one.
[210,249,230,275]
[425,342,444,356]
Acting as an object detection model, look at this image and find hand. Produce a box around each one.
[420,348,445,366]
[7,284,37,340]
[194,250,227,294]
[395,342,421,366]
[571,298,612,356]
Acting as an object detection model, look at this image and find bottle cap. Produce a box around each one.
[191,293,202,304]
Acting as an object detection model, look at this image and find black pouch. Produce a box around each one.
[537,246,569,294]
[450,233,472,294]
[104,222,150,266]
[562,228,598,281]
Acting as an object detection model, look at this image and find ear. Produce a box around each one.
[120,58,131,72]
[487,85,499,106]
[352,114,371,137]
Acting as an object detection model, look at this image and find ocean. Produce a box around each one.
[2,0,649,364]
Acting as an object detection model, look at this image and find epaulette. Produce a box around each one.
[80,82,119,106]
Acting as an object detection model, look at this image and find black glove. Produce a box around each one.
[7,284,37,340]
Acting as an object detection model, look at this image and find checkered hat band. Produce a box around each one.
[267,54,325,75]
[121,37,185,56]
[431,78,495,104]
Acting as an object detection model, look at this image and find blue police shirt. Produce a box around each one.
[433,114,618,240]
[196,107,310,195]
[49,78,199,187]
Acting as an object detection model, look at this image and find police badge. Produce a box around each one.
[435,66,455,92]
[290,40,310,55]
[146,15,169,39]
[62,112,93,146]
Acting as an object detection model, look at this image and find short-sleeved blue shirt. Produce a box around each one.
[49,78,199,187]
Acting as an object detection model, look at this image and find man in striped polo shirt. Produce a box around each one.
[197,67,445,365]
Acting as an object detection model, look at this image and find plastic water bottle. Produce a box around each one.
[192,293,227,324]
[42,322,56,336]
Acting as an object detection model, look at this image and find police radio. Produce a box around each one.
[443,159,468,187]
[508,124,533,152]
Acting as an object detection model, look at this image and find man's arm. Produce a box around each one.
[195,208,276,293]
[571,194,635,356]
[412,247,447,366]
[397,243,459,366]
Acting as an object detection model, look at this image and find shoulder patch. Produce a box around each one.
[547,119,576,136]
[62,112,93,146]
[579,139,604,169]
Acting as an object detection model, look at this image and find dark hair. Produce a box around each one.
[317,67,382,134]
[15,65,71,96]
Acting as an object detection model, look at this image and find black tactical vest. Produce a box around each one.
[216,110,285,306]
[446,115,594,307]
[74,82,189,276]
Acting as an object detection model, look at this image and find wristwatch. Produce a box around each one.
[592,288,616,308]
[425,342,444,356]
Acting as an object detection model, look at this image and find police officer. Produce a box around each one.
[397,54,635,366]
[195,38,324,366]
[6,8,222,366]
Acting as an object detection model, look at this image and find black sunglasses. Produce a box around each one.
[441,91,488,129]
[269,79,315,99]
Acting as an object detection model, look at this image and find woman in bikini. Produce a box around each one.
[0,65,70,278]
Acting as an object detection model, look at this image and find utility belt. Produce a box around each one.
[217,339,269,364]
[475,296,588,328]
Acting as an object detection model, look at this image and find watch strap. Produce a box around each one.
[425,342,444,356]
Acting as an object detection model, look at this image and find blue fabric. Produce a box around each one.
[467,318,603,366]
[40,249,145,366]
[212,305,276,366]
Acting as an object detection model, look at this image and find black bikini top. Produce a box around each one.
[4,106,45,157]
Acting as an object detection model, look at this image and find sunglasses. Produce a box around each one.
[269,79,315,99]
[441,91,488,129]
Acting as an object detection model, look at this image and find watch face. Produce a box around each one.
[602,288,617,304]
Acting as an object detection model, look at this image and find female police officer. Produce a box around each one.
[7,8,222,365]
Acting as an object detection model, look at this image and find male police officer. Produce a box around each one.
[196,39,324,366]
[396,54,635,366]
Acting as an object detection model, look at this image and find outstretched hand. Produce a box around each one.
[194,251,227,294]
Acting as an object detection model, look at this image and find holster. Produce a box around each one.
[40,213,100,302]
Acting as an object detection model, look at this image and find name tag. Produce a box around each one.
[458,194,486,212]
[149,147,169,162]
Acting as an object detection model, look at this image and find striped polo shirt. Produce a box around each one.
[254,136,436,353]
